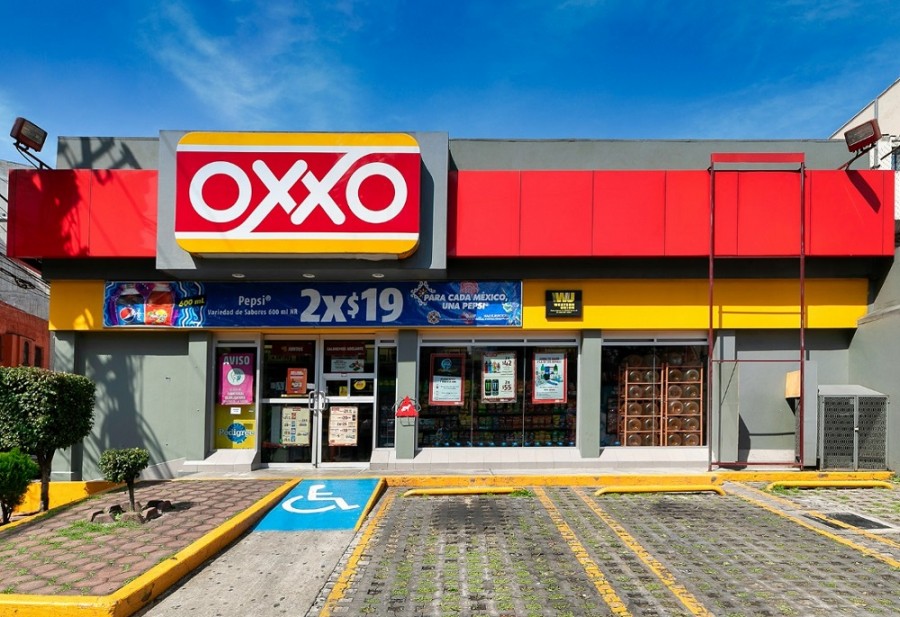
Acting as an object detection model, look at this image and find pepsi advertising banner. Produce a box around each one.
[104,280,522,328]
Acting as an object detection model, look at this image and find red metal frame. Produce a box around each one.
[708,154,806,470]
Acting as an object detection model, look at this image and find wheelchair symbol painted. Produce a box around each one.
[282,483,360,514]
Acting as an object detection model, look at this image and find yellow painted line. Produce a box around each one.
[533,487,631,615]
[0,479,300,617]
[402,487,518,497]
[574,489,713,616]
[595,485,726,496]
[765,480,894,491]
[320,490,397,617]
[733,483,900,553]
[355,478,387,532]
[731,490,900,569]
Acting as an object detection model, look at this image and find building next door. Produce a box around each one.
[260,338,379,466]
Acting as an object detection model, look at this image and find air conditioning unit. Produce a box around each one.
[818,385,888,470]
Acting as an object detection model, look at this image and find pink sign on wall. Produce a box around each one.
[219,352,256,405]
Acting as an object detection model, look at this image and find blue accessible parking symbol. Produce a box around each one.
[255,478,381,531]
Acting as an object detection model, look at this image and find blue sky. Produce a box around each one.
[1,0,899,165]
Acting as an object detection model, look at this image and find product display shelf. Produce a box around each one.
[662,365,704,446]
[618,363,705,447]
[417,383,577,447]
[618,365,664,446]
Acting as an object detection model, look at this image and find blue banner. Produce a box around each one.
[103,280,522,328]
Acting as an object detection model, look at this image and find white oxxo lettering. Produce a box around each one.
[188,150,408,233]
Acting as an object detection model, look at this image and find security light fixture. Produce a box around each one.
[839,119,883,170]
[844,119,881,153]
[10,117,47,152]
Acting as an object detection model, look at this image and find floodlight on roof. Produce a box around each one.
[9,117,51,170]
[10,117,47,152]
[843,119,881,153]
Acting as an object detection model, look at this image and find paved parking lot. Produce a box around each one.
[311,482,900,617]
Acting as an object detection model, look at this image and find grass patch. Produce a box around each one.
[510,488,533,498]
[56,519,141,540]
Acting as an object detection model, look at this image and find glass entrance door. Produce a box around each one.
[260,338,377,466]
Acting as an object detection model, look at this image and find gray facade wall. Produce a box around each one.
[850,245,900,470]
[713,330,851,463]
[53,330,213,480]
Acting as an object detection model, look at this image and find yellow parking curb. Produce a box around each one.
[0,478,299,617]
[594,485,726,496]
[402,487,518,497]
[765,480,894,492]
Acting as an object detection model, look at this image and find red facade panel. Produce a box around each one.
[9,170,92,258]
[88,171,157,257]
[665,171,709,256]
[8,169,157,259]
[520,171,593,256]
[712,172,739,255]
[736,172,801,256]
[449,171,520,257]
[806,171,891,256]
[593,171,665,256]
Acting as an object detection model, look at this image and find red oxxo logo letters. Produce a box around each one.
[174,132,421,257]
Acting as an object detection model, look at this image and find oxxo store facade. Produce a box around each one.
[6,132,895,479]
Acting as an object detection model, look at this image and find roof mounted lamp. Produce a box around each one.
[10,117,51,170]
[839,119,881,170]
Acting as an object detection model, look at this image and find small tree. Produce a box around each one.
[99,448,150,512]
[0,448,39,524]
[0,367,96,512]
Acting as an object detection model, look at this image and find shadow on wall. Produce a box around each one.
[59,137,145,170]
[80,333,207,480]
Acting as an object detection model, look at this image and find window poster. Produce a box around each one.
[329,406,358,446]
[533,352,567,404]
[482,351,517,403]
[285,368,308,395]
[327,342,367,373]
[218,351,255,405]
[429,353,465,406]
[281,406,310,446]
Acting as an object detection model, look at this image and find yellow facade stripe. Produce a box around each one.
[533,487,631,615]
[731,490,900,569]
[178,131,419,147]
[320,490,397,617]
[523,278,868,330]
[176,238,418,256]
[574,488,713,616]
[49,278,870,332]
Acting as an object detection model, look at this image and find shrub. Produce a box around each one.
[0,367,96,512]
[0,449,40,524]
[99,448,150,512]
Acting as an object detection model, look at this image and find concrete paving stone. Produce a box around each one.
[11,578,54,594]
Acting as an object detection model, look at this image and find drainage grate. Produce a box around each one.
[804,512,891,530]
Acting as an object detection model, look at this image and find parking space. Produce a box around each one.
[314,482,900,617]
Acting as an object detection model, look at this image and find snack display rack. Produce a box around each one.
[617,362,703,446]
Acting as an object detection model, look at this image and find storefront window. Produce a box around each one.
[601,344,706,447]
[417,344,578,448]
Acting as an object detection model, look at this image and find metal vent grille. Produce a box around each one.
[821,396,855,470]
[857,396,887,470]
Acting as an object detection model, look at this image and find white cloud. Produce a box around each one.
[143,0,360,130]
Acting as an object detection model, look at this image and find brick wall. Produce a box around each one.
[0,300,50,368]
